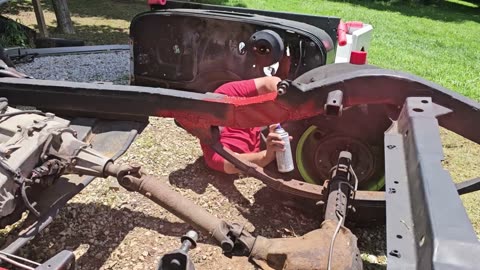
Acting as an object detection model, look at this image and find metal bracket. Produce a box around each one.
[324,90,343,116]
[456,177,480,195]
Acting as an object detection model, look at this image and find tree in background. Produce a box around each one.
[51,0,74,34]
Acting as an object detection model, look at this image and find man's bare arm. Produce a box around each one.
[222,150,274,174]
[253,76,281,95]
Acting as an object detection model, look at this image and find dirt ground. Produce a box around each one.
[8,117,386,270]
[0,107,476,270]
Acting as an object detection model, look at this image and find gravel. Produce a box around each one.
[16,51,130,84]
[12,52,386,269]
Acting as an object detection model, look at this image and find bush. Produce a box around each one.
[0,18,29,47]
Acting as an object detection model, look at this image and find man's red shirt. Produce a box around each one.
[201,79,261,172]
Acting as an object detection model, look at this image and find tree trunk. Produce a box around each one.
[51,0,75,34]
[32,0,49,37]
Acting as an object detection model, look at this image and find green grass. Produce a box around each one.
[233,0,480,101]
[441,129,480,235]
[6,0,477,99]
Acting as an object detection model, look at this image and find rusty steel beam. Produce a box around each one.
[105,163,256,256]
[210,140,385,210]
[250,220,362,270]
[0,64,478,145]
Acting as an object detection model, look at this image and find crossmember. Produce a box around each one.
[385,97,480,269]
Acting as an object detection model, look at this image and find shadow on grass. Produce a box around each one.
[16,203,190,269]
[1,0,246,44]
[168,157,387,265]
[1,0,246,23]
[64,0,247,21]
[0,0,136,44]
[168,158,322,238]
[15,202,385,269]
[66,0,148,22]
[363,262,387,270]
[0,0,147,25]
[0,0,33,16]
[168,157,251,205]
[5,156,386,269]
[190,0,247,8]
[52,23,130,44]
[328,0,479,23]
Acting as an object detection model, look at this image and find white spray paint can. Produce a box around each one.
[275,124,294,173]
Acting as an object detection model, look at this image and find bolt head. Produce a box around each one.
[185,230,198,242]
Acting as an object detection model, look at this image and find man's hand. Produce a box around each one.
[265,124,292,162]
[222,124,293,174]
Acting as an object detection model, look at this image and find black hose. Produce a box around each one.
[294,39,303,78]
[21,182,41,217]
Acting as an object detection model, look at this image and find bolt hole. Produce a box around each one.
[389,250,401,258]
[333,100,337,104]
[299,182,304,186]
[413,108,424,112]
[394,181,399,184]
[421,100,429,104]
[396,235,403,239]
[419,235,425,247]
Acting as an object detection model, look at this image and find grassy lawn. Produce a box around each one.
[1,0,479,238]
[237,0,480,100]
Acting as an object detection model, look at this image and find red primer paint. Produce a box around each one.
[337,20,347,46]
[148,0,167,5]
[350,51,367,65]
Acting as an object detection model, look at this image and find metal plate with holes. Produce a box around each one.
[385,97,480,269]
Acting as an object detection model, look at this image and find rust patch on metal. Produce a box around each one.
[250,220,362,270]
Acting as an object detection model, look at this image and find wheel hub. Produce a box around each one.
[296,125,383,190]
